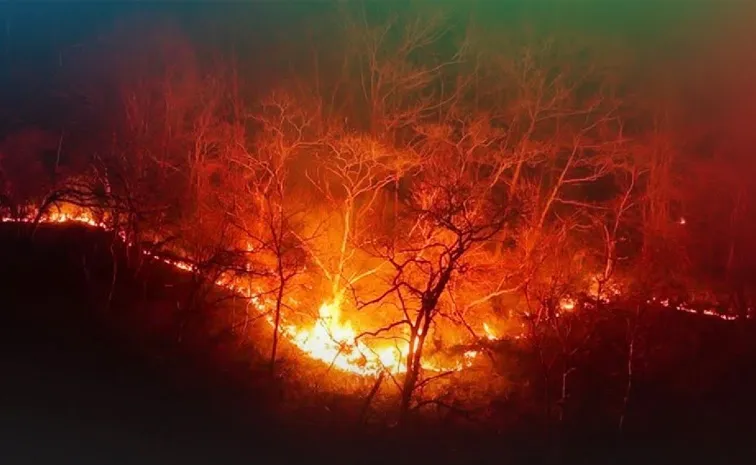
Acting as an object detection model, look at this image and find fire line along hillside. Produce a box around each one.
[2,2,756,464]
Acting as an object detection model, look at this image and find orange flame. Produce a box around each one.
[4,202,741,377]
[559,298,576,312]
[3,203,480,376]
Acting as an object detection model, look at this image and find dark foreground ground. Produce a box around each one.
[0,224,509,465]
[1,223,755,465]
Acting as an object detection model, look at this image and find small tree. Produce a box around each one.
[228,91,312,373]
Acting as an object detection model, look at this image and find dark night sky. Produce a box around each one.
[0,1,754,142]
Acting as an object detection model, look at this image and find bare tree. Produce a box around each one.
[227,91,312,373]
[352,111,523,423]
[320,18,633,422]
[344,7,468,134]
[590,162,641,302]
[304,132,416,306]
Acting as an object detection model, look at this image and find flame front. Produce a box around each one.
[4,203,739,378]
[275,298,471,376]
[283,299,409,375]
[3,204,478,377]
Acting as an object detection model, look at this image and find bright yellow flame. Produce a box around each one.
[483,323,497,341]
[559,298,576,311]
[273,298,473,375]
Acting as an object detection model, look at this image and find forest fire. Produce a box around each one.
[5,6,756,462]
[281,299,477,375]
[2,203,485,376]
[3,202,745,380]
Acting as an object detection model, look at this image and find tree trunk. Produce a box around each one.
[399,310,432,426]
[619,334,634,433]
[360,371,385,425]
[31,193,57,240]
[270,279,285,374]
[399,332,421,425]
[619,304,640,434]
[558,364,572,424]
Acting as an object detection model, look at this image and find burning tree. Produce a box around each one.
[303,133,416,308]
[346,19,634,420]
[225,90,313,373]
[362,115,522,422]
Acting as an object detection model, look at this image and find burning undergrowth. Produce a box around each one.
[2,201,742,424]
